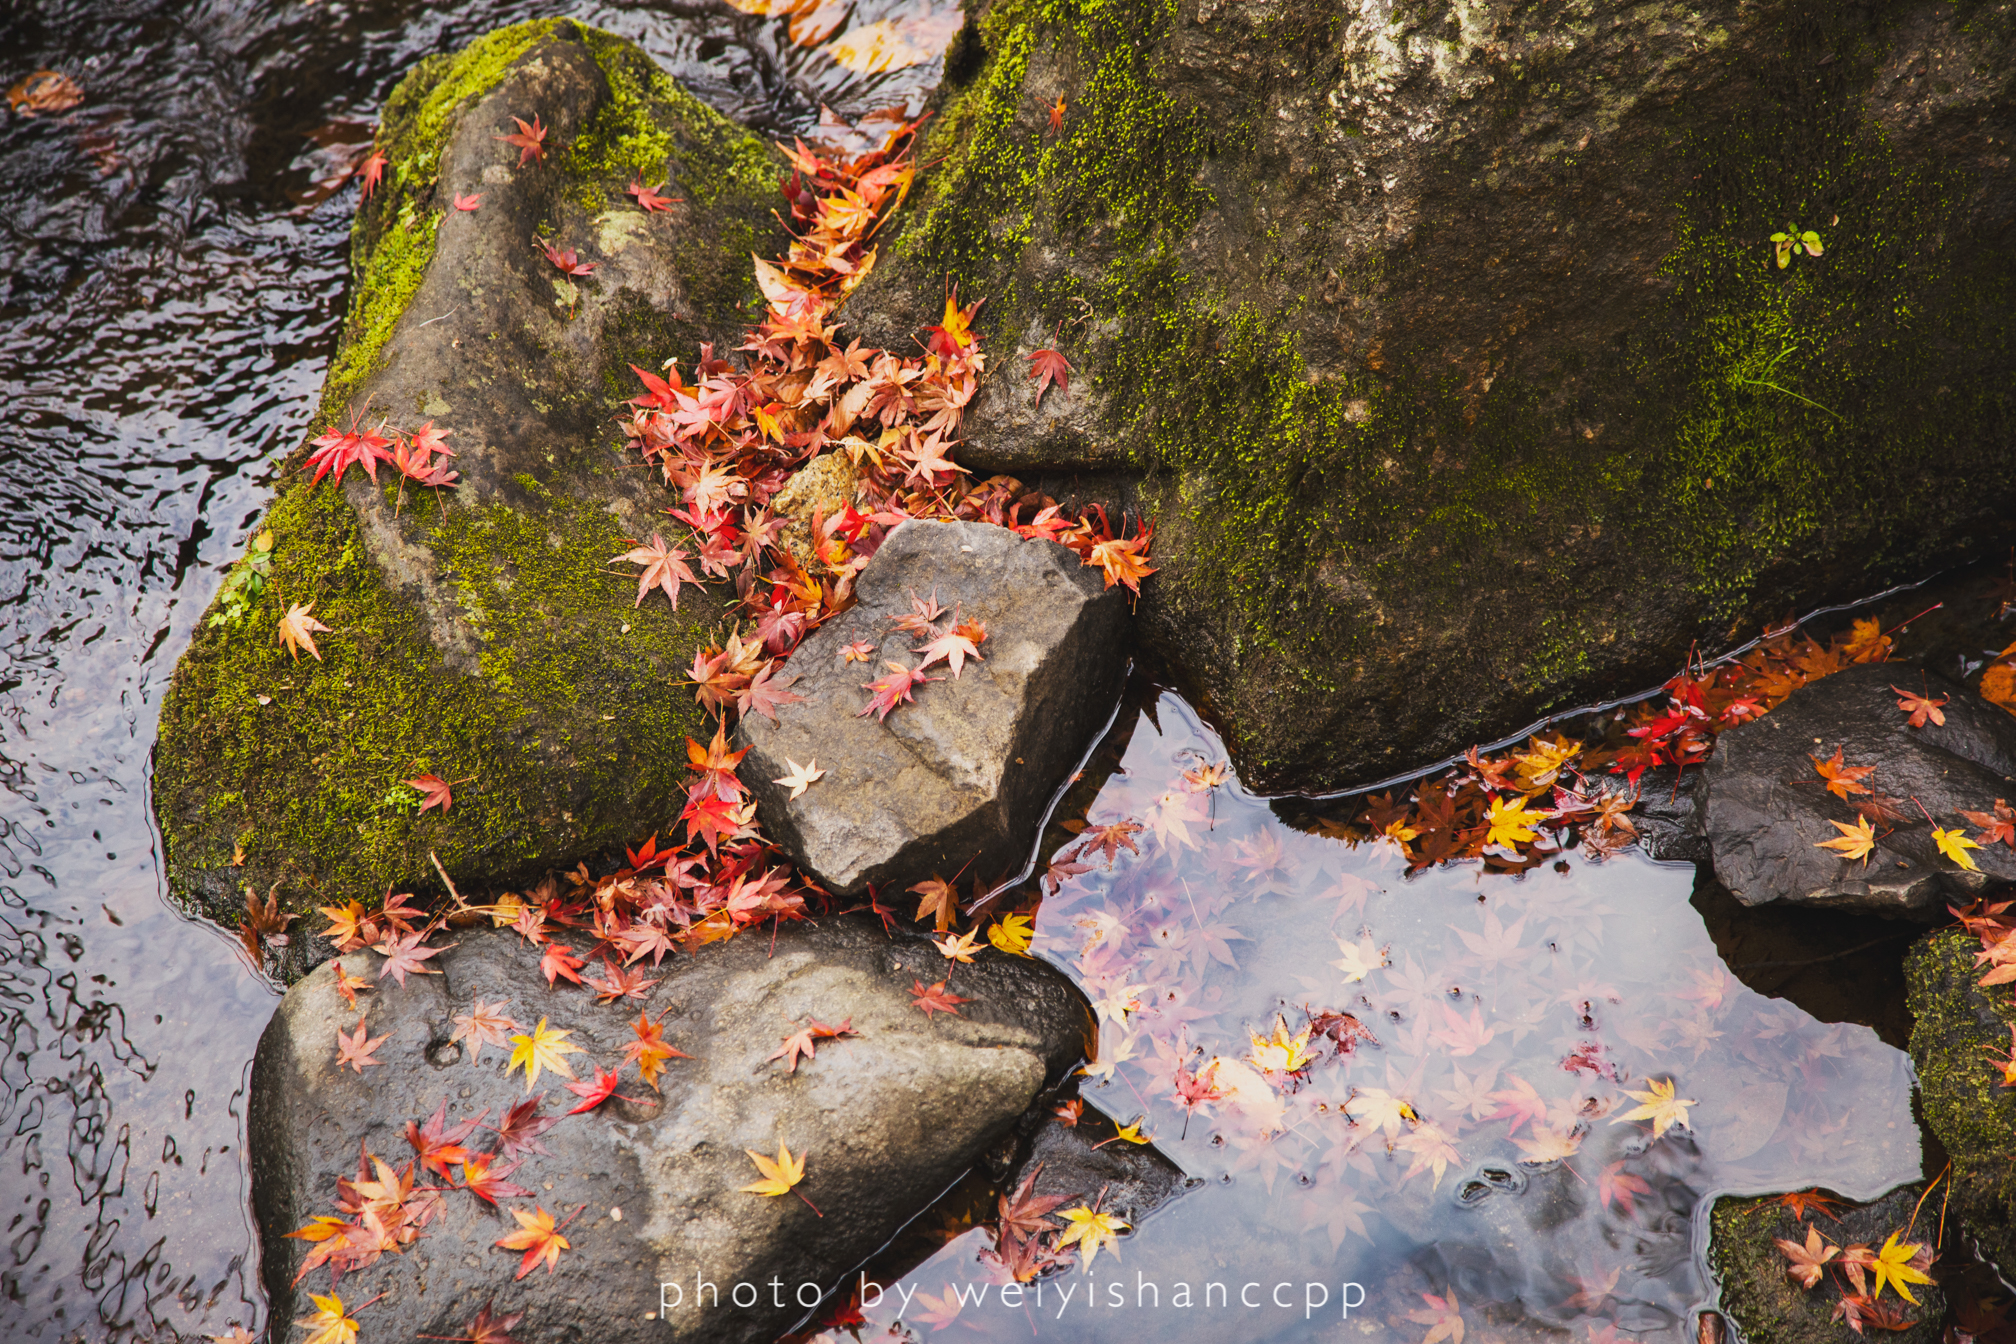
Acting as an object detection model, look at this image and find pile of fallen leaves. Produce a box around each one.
[1770,1191,1935,1335]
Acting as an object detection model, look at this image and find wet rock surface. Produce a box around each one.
[1699,663,2016,913]
[1708,1184,1941,1344]
[846,0,2016,793]
[251,918,1091,1344]
[1907,927,2016,1278]
[740,518,1128,896]
[154,19,779,933]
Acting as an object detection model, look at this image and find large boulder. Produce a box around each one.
[739,519,1127,895]
[1906,927,2016,1277]
[844,0,2016,792]
[1698,663,2016,913]
[251,919,1090,1344]
[154,20,784,930]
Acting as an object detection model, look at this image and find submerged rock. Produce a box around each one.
[1708,1184,1941,1344]
[740,519,1127,896]
[844,0,2016,793]
[154,19,783,932]
[1907,928,2016,1277]
[251,919,1089,1344]
[1699,664,2016,913]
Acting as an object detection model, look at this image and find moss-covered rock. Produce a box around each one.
[1907,926,2016,1274]
[153,20,785,935]
[843,0,2016,791]
[1708,1184,1942,1344]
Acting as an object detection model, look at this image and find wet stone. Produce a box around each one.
[250,919,1089,1344]
[740,518,1128,896]
[1699,663,2016,914]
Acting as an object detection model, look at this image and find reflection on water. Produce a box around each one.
[0,0,957,1337]
[828,691,1922,1343]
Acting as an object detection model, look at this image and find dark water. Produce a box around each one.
[812,690,1920,1344]
[0,2,952,1338]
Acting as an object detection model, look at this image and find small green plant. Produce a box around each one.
[208,529,276,628]
[380,782,423,816]
[1769,222,1823,268]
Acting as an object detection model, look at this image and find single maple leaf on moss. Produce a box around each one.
[1776,1189,1845,1222]
[405,773,453,813]
[1610,1076,1695,1139]
[277,601,331,661]
[614,532,698,608]
[1816,815,1878,863]
[1811,745,1877,799]
[507,1017,582,1091]
[626,179,679,212]
[496,1204,583,1278]
[494,113,547,166]
[1775,1223,1840,1289]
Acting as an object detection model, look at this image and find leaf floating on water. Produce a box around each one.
[822,10,963,74]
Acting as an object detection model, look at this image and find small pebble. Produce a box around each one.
[610,1206,623,1221]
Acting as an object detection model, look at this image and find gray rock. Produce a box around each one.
[250,918,1090,1344]
[1699,663,2016,913]
[1014,1107,1189,1229]
[739,518,1127,896]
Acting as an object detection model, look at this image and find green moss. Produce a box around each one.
[1906,928,2016,1271]
[323,20,569,418]
[864,0,2013,781]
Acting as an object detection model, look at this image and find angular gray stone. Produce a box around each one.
[250,918,1089,1344]
[740,518,1127,896]
[1699,662,2016,913]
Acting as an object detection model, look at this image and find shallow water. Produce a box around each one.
[0,2,955,1338]
[823,690,1924,1343]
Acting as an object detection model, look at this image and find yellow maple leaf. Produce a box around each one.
[295,1292,362,1344]
[1934,825,1982,872]
[1054,1204,1128,1271]
[277,601,332,662]
[1869,1231,1934,1304]
[1247,1017,1315,1074]
[1815,816,1877,863]
[1484,795,1540,849]
[506,1016,582,1092]
[1609,1076,1695,1140]
[741,1138,807,1197]
[987,912,1034,956]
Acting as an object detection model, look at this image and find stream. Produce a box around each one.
[0,2,1929,1342]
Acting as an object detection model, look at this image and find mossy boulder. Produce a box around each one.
[844,0,2016,792]
[1907,926,2016,1274]
[153,20,785,934]
[1708,1184,1942,1344]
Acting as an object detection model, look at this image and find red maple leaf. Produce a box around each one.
[305,413,396,485]
[564,1066,643,1115]
[453,192,482,211]
[859,660,937,721]
[1028,347,1071,406]
[626,179,680,211]
[766,1017,857,1073]
[456,1154,531,1207]
[910,978,970,1018]
[538,238,594,277]
[539,942,586,985]
[405,1099,486,1178]
[680,789,743,855]
[1045,95,1067,137]
[487,1095,560,1159]
[417,1299,526,1344]
[358,152,388,198]
[406,773,453,813]
[1892,684,1949,728]
[1961,799,2016,848]
[494,113,547,166]
[376,931,452,986]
